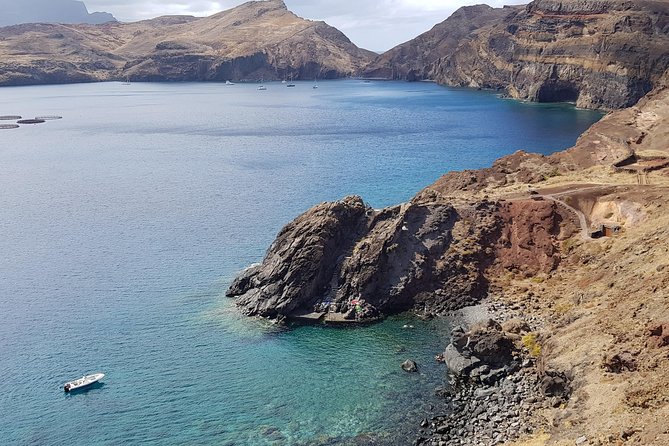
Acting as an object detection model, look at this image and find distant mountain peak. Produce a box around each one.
[0,0,116,27]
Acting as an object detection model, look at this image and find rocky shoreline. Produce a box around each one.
[226,68,669,444]
[414,300,571,446]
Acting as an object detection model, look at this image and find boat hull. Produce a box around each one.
[64,373,104,392]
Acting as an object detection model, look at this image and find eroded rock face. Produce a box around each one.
[363,5,516,80]
[367,0,669,110]
[434,0,669,109]
[429,69,669,195]
[228,192,578,320]
[227,196,370,317]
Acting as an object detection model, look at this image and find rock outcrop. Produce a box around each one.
[0,0,374,86]
[363,4,517,81]
[228,76,669,325]
[227,192,578,321]
[222,21,669,446]
[366,0,669,110]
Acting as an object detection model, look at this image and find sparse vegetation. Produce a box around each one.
[542,168,562,180]
[522,333,542,358]
[561,237,578,253]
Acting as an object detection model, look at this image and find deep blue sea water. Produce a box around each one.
[0,80,601,445]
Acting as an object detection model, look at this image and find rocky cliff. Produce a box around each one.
[363,4,518,81]
[366,0,669,110]
[0,0,374,86]
[228,192,579,321]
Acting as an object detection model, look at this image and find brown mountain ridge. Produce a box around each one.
[365,0,669,110]
[0,0,375,85]
[1,0,668,113]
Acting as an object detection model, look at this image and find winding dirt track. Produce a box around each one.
[541,194,592,240]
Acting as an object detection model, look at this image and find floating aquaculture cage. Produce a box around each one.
[35,115,63,120]
[17,119,46,124]
[0,115,22,120]
[0,124,19,129]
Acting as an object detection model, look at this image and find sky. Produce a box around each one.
[85,0,527,52]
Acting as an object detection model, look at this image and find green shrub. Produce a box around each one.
[522,333,542,358]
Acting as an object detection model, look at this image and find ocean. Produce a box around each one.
[0,80,601,445]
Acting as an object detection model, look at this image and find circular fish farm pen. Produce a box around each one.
[17,119,46,125]
[35,115,63,120]
[0,115,22,120]
[0,124,20,129]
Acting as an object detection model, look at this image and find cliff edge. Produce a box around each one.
[365,0,669,110]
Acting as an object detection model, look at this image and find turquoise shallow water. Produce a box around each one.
[0,80,601,445]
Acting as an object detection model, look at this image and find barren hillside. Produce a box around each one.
[0,0,375,86]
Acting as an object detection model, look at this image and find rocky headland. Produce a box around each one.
[228,63,669,445]
[365,0,669,109]
[0,0,374,86]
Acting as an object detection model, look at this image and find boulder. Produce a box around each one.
[402,360,419,373]
[501,318,530,335]
[466,320,515,366]
[540,370,571,399]
[647,322,669,349]
[442,319,519,383]
[602,352,638,373]
[442,344,481,376]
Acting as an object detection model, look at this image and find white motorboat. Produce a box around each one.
[64,373,104,392]
[225,80,235,85]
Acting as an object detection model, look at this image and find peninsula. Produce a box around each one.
[227,0,669,444]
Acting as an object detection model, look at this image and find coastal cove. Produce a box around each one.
[0,80,602,445]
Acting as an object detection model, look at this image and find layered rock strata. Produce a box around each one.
[363,5,517,81]
[366,0,669,110]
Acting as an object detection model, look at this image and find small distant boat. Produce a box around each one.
[121,76,130,85]
[257,85,267,90]
[313,80,319,89]
[64,373,104,392]
[225,80,235,85]
[287,75,296,87]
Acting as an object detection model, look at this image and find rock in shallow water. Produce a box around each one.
[402,360,419,373]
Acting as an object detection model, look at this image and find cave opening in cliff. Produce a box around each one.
[536,82,580,103]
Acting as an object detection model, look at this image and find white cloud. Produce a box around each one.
[85,0,528,51]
